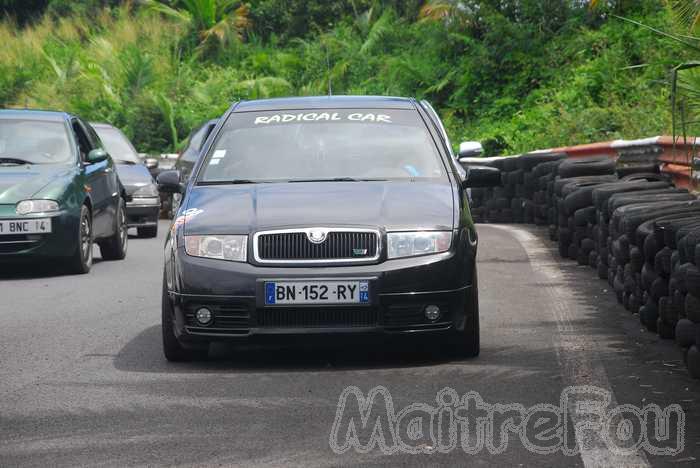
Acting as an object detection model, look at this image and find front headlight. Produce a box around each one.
[16,199,59,215]
[387,231,452,259]
[185,235,247,262]
[132,184,159,198]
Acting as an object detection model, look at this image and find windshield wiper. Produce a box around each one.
[115,159,137,165]
[0,157,33,165]
[198,179,262,186]
[287,177,387,183]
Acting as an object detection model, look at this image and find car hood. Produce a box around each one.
[115,163,154,195]
[0,164,74,204]
[182,181,455,235]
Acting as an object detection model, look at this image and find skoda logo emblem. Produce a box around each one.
[307,229,328,244]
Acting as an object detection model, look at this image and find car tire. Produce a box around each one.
[66,204,93,274]
[161,273,208,362]
[137,225,158,238]
[449,270,480,358]
[99,197,128,261]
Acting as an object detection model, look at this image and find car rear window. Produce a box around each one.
[94,126,140,164]
[198,109,446,183]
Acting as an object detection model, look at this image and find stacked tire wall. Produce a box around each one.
[468,153,700,378]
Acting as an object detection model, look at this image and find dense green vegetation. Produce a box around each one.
[0,1,687,154]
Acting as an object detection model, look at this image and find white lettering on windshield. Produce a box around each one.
[253,113,392,125]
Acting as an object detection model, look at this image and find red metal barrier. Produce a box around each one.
[656,136,697,190]
[543,136,698,192]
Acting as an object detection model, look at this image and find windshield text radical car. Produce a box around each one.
[157,96,500,361]
[0,110,129,274]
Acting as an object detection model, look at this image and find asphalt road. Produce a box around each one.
[2,221,700,467]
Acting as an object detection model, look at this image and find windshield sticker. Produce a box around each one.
[213,149,227,159]
[209,159,221,165]
[253,112,393,125]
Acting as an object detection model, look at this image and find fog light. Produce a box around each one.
[424,304,441,321]
[195,307,213,326]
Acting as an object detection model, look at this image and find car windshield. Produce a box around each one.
[94,126,140,164]
[0,119,73,165]
[198,109,445,183]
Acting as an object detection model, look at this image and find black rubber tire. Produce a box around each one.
[449,269,480,358]
[99,198,128,261]
[684,264,700,297]
[597,259,608,279]
[628,293,641,314]
[643,233,659,263]
[676,319,697,348]
[588,250,598,269]
[640,303,658,329]
[641,262,657,290]
[618,169,663,180]
[503,156,519,172]
[686,294,700,323]
[162,274,208,362]
[650,277,669,301]
[557,157,616,179]
[657,317,675,339]
[687,346,700,379]
[517,152,566,171]
[659,296,680,324]
[137,225,159,239]
[66,204,93,275]
[654,247,673,277]
[574,206,597,227]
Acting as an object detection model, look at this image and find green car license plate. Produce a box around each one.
[0,218,52,235]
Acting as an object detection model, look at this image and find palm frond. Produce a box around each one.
[360,10,393,54]
[140,0,192,24]
[667,0,700,34]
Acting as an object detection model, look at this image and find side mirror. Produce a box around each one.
[462,165,502,188]
[145,158,160,170]
[87,148,108,164]
[157,170,184,193]
[459,141,484,158]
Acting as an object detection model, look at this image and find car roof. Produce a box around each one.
[90,122,116,129]
[0,109,70,121]
[233,95,416,112]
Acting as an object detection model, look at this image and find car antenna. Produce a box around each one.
[325,44,332,97]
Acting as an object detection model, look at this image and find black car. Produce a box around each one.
[163,119,218,218]
[0,110,128,273]
[157,96,500,361]
[92,123,160,238]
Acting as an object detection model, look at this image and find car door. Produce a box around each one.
[72,119,111,238]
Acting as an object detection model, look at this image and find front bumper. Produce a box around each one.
[126,198,160,227]
[167,247,476,342]
[0,211,79,259]
[171,285,472,342]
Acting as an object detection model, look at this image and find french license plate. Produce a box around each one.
[0,218,52,235]
[265,280,370,305]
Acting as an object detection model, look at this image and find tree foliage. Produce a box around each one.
[0,0,682,155]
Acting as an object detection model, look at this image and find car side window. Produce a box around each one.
[83,121,105,152]
[71,120,93,161]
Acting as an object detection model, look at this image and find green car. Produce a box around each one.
[0,110,128,274]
